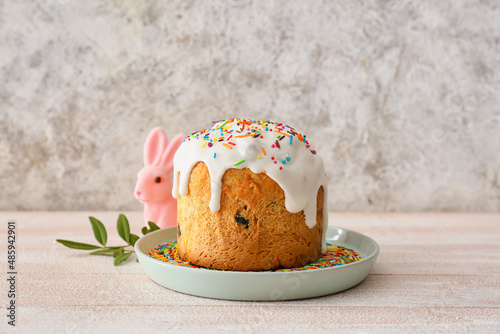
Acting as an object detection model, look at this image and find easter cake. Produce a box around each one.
[172,118,328,271]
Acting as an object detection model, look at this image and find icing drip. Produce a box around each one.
[172,118,329,252]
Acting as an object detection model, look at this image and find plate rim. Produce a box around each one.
[135,226,380,300]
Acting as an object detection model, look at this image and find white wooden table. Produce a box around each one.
[0,212,499,333]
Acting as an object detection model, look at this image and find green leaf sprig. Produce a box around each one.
[56,214,160,266]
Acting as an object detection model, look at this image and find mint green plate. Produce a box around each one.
[135,226,379,301]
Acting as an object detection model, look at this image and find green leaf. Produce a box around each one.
[112,248,124,258]
[148,221,161,232]
[56,239,101,250]
[117,214,130,244]
[89,216,107,246]
[142,221,161,235]
[129,234,140,246]
[89,247,121,255]
[114,252,133,266]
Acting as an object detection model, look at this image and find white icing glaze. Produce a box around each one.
[172,118,329,252]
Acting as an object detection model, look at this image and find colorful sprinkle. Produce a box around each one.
[148,242,362,272]
[276,131,290,137]
[183,118,320,173]
[234,159,245,166]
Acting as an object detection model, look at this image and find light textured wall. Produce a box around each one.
[1,0,499,212]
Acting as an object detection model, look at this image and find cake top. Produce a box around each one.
[172,118,327,234]
[184,118,318,169]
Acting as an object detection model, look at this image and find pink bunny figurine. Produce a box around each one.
[135,128,185,228]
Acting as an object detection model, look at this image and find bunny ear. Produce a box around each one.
[159,133,185,171]
[144,127,169,166]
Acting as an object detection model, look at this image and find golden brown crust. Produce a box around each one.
[176,162,323,271]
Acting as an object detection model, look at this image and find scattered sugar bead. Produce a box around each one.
[148,242,361,272]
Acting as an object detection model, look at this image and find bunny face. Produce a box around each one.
[135,127,185,205]
[135,165,173,203]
